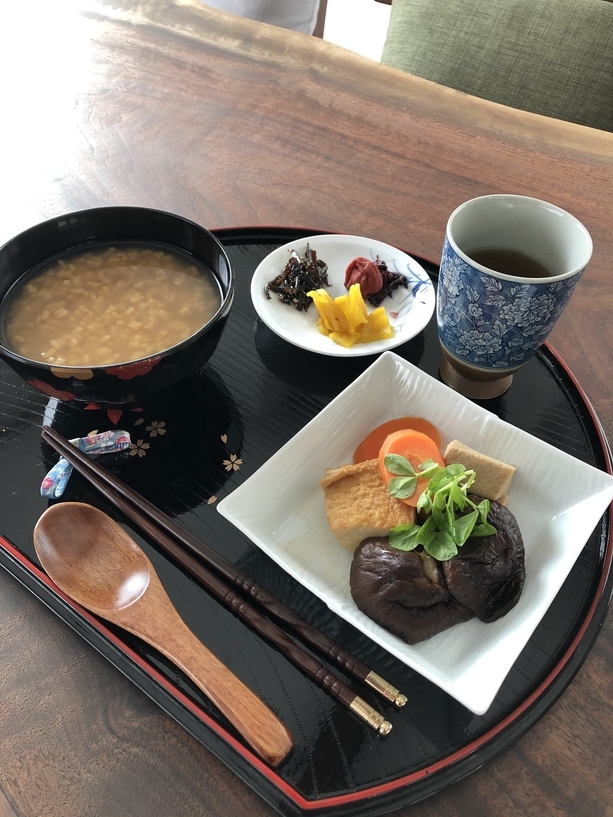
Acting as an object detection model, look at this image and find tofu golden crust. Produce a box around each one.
[320,459,416,552]
[443,440,516,501]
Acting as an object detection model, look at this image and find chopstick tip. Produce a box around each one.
[364,670,406,708]
[349,695,393,737]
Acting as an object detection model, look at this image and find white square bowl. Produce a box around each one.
[217,352,613,714]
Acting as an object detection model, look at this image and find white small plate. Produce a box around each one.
[218,352,613,715]
[251,234,435,356]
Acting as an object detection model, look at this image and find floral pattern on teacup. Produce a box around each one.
[437,239,583,370]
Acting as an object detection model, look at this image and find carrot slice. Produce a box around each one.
[378,429,445,506]
[353,417,441,464]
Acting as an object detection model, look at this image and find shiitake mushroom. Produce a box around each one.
[442,498,525,624]
[350,498,525,644]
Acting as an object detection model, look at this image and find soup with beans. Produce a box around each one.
[1,244,221,367]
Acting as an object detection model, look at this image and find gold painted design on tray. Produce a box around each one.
[129,439,151,457]
[223,453,242,472]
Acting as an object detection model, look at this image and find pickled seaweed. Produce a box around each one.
[264,244,330,311]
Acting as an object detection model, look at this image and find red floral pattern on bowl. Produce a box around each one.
[104,356,161,381]
[27,379,76,402]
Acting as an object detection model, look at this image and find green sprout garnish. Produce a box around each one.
[386,457,497,561]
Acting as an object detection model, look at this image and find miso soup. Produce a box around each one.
[1,243,221,367]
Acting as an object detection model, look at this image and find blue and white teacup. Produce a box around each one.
[437,194,592,398]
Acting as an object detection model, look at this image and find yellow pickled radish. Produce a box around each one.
[361,306,394,342]
[329,330,362,348]
[308,284,393,347]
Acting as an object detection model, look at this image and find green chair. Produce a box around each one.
[381,0,613,131]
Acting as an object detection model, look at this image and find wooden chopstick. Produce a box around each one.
[41,424,405,708]
[41,425,399,733]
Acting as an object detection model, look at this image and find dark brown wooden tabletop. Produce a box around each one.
[0,1,612,816]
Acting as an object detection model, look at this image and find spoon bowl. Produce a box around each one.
[34,502,293,767]
[35,506,151,612]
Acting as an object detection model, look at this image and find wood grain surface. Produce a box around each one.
[0,1,612,815]
[32,502,294,767]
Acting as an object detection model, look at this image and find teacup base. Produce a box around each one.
[439,351,517,399]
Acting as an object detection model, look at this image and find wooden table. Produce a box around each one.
[0,2,611,815]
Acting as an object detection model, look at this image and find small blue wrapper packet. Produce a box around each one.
[41,430,131,498]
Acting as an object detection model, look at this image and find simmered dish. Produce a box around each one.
[321,419,525,644]
[2,244,220,367]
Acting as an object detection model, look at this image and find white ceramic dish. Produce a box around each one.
[217,352,613,714]
[250,234,435,356]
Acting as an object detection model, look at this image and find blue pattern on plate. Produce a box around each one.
[365,248,433,332]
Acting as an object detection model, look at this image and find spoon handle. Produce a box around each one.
[114,572,293,767]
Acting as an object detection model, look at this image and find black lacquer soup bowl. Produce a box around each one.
[0,206,234,406]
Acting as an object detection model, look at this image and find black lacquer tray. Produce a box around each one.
[0,228,611,816]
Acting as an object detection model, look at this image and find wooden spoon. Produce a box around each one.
[33,502,293,767]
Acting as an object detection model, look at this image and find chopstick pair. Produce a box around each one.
[40,425,406,735]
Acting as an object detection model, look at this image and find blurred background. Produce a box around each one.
[323,0,391,61]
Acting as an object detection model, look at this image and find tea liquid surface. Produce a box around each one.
[470,248,554,279]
